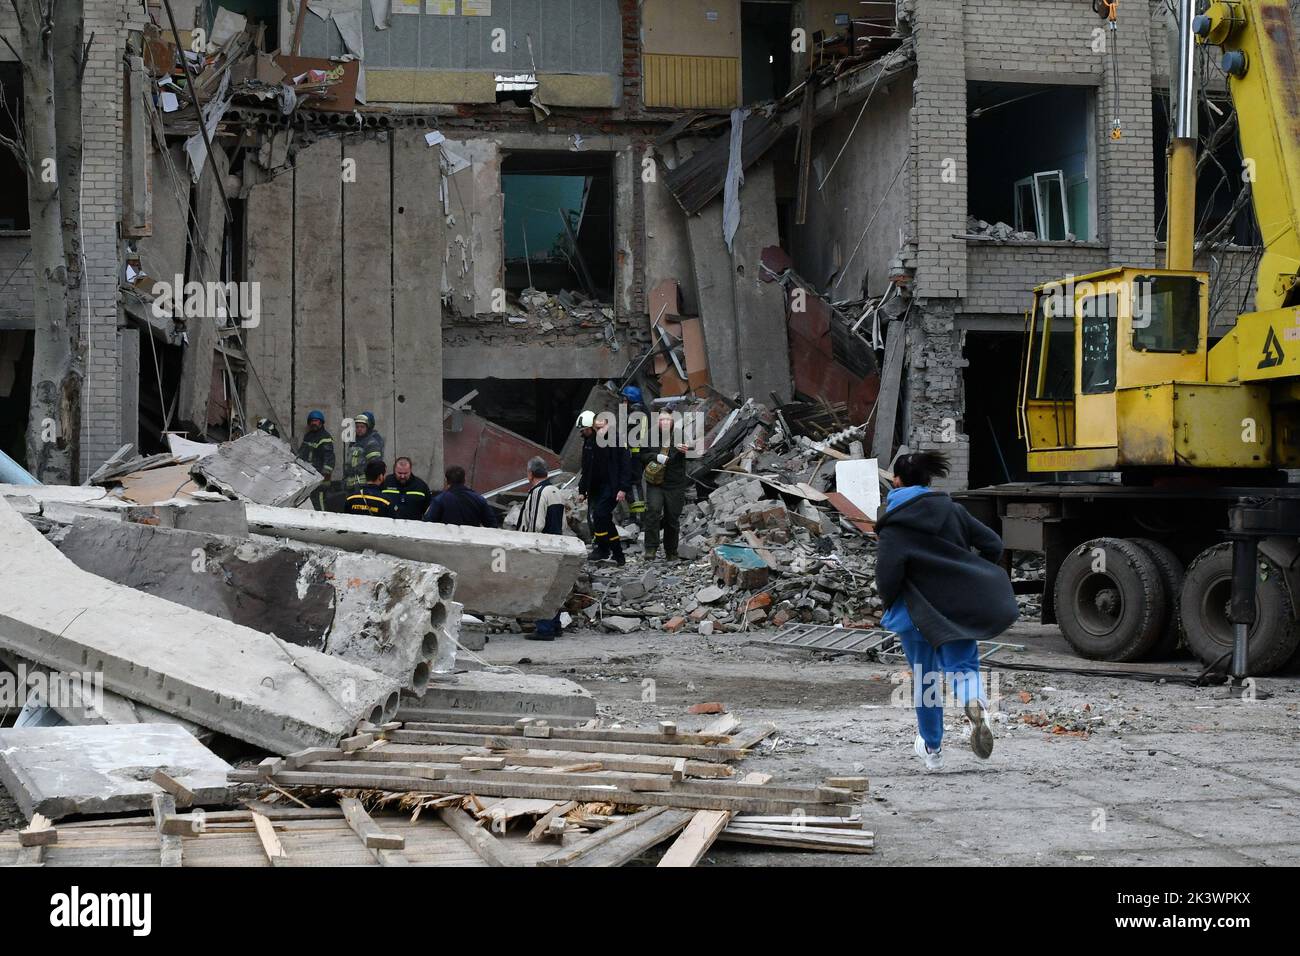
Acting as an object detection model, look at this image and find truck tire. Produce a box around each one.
[1054,537,1167,661]
[1180,543,1300,675]
[1128,538,1185,660]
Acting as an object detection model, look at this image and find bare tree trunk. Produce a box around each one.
[53,1,83,341]
[10,0,79,483]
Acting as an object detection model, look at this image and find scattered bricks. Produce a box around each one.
[664,616,688,632]
[689,607,709,621]
[743,592,773,612]
[688,702,725,715]
[744,609,768,625]
[698,620,715,636]
[771,607,794,627]
[733,500,790,532]
[711,545,770,590]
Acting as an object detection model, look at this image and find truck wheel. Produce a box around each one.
[1180,543,1300,676]
[1128,538,1185,659]
[1054,537,1167,661]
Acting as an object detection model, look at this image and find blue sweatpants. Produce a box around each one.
[898,625,984,752]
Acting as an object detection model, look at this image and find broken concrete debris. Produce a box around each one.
[189,432,323,507]
[0,497,401,755]
[0,723,231,821]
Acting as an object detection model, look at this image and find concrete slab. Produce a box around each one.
[191,432,323,508]
[395,670,597,725]
[0,723,231,821]
[0,498,401,754]
[245,505,585,617]
[52,514,454,693]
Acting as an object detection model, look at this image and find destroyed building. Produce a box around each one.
[1,0,1294,489]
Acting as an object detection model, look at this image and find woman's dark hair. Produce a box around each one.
[894,450,951,487]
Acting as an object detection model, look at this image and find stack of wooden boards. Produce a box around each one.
[1,715,874,866]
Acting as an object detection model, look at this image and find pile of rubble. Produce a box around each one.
[543,394,890,637]
[962,216,1040,243]
[506,287,615,332]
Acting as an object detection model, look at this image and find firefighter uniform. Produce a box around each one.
[380,473,432,521]
[345,485,395,519]
[297,412,335,511]
[344,413,386,492]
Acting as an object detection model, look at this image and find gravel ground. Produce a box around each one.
[4,621,1297,867]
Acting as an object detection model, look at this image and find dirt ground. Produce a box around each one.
[475,621,1300,867]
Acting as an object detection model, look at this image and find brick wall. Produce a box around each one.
[79,1,137,475]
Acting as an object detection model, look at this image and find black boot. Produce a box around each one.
[610,538,626,567]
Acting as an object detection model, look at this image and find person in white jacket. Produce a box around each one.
[516,456,567,639]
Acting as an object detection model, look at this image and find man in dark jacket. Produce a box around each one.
[515,456,568,639]
[640,410,690,560]
[344,460,395,518]
[297,410,335,511]
[423,465,500,527]
[874,450,1018,769]
[577,411,632,566]
[380,457,432,520]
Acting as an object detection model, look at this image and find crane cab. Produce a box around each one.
[1018,266,1274,471]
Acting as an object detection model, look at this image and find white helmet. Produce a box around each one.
[576,410,597,428]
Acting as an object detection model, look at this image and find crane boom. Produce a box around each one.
[1198,0,1300,310]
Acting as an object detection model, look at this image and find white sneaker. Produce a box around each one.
[965,699,995,759]
[913,734,944,770]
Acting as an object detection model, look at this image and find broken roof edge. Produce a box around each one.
[661,36,917,217]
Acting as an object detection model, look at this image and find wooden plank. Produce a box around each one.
[739,772,772,785]
[732,814,865,829]
[474,798,561,824]
[398,721,736,746]
[388,729,744,762]
[392,129,444,483]
[242,169,294,432]
[152,793,182,867]
[700,714,740,736]
[717,827,874,853]
[826,491,876,534]
[151,770,195,807]
[229,768,447,790]
[435,807,524,867]
[656,809,732,868]
[566,809,695,868]
[538,807,668,867]
[729,722,779,751]
[342,135,395,449]
[292,138,344,439]
[341,732,374,752]
[339,797,405,850]
[250,811,289,867]
[18,814,55,848]
[527,801,577,842]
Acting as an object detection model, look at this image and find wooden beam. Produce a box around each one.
[436,807,524,867]
[251,811,289,867]
[151,770,195,807]
[527,801,577,842]
[152,794,182,867]
[18,813,56,848]
[339,797,406,850]
[657,810,732,868]
[398,721,736,747]
[387,729,743,762]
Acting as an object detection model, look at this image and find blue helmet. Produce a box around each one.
[621,385,642,404]
[307,409,325,424]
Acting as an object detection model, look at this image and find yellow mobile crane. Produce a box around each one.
[959,0,1300,677]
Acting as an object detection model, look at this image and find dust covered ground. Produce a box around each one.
[480,622,1300,866]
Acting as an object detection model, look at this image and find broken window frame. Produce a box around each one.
[1013,170,1071,242]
